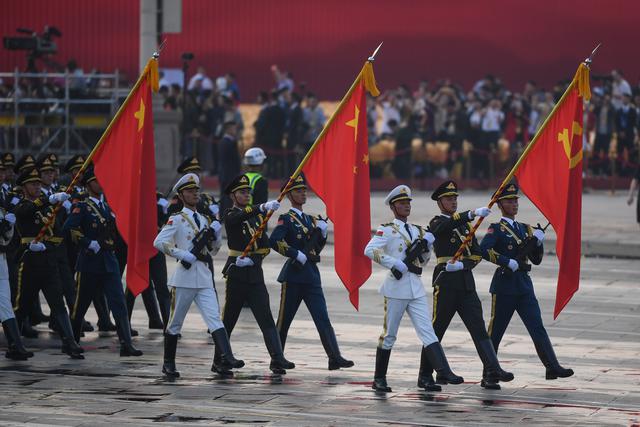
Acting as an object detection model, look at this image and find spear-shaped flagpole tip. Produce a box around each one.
[584,42,602,67]
[153,39,167,59]
[368,42,383,62]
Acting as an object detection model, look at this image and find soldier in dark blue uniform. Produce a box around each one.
[269,174,354,370]
[480,183,573,380]
[63,167,143,357]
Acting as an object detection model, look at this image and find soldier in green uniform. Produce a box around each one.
[13,167,84,358]
[427,180,514,390]
[216,174,295,375]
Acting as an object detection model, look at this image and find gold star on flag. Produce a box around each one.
[345,105,360,142]
[134,98,145,131]
[353,165,358,174]
[362,154,369,165]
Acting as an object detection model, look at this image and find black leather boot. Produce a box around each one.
[319,327,354,370]
[417,346,440,392]
[476,339,513,389]
[55,312,84,359]
[211,328,244,373]
[372,347,393,392]
[162,334,180,378]
[116,318,143,357]
[20,316,39,338]
[424,342,464,385]
[3,318,34,360]
[95,295,117,331]
[534,336,574,380]
[264,327,295,374]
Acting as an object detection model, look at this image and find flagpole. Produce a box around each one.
[437,46,598,278]
[239,43,383,257]
[33,53,160,243]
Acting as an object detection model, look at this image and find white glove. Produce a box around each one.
[235,256,254,267]
[473,207,491,218]
[445,261,464,272]
[208,203,220,217]
[316,219,328,237]
[423,232,435,246]
[179,251,197,264]
[393,259,408,273]
[4,213,16,225]
[48,192,70,204]
[295,250,308,265]
[260,200,281,212]
[533,229,545,245]
[507,258,519,272]
[62,200,72,213]
[157,197,169,214]
[10,197,20,206]
[88,240,101,254]
[29,241,46,252]
[209,220,222,235]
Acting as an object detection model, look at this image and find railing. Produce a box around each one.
[0,69,130,157]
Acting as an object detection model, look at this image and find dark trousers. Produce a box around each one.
[70,270,128,337]
[56,244,77,311]
[125,252,170,324]
[13,255,68,321]
[487,291,549,348]
[431,285,490,344]
[276,281,331,347]
[222,279,277,338]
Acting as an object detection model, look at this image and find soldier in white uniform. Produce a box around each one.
[154,173,244,378]
[0,206,33,360]
[364,185,463,392]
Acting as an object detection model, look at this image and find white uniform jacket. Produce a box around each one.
[153,207,221,289]
[364,219,430,300]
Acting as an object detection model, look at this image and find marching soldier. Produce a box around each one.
[12,167,84,358]
[62,156,116,333]
[217,174,295,374]
[63,167,142,357]
[270,174,353,370]
[480,183,574,380]
[0,196,33,360]
[1,153,16,187]
[427,180,514,390]
[154,173,244,377]
[364,185,463,392]
[243,147,269,206]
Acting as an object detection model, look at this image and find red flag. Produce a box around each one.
[515,64,590,318]
[303,63,379,309]
[93,59,159,296]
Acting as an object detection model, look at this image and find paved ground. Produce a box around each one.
[1,191,639,426]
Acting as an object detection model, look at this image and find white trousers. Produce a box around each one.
[379,295,438,349]
[0,254,14,322]
[166,286,224,335]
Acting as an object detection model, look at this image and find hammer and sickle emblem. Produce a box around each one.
[557,121,583,169]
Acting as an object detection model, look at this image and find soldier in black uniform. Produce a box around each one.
[216,174,295,374]
[427,180,514,390]
[12,167,84,358]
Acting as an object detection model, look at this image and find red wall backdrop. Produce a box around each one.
[2,0,639,100]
